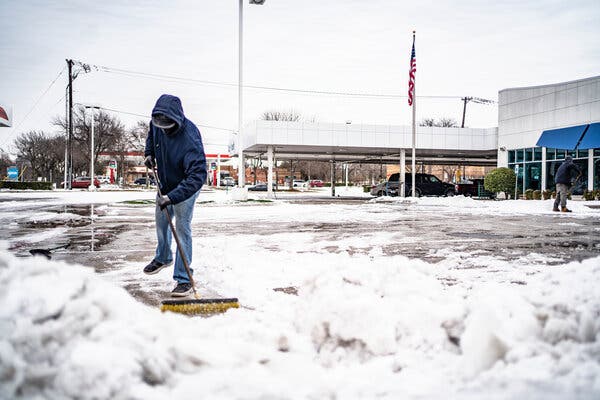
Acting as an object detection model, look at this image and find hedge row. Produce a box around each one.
[0,181,54,190]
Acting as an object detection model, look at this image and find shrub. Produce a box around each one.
[524,189,534,200]
[542,190,551,200]
[0,181,54,190]
[583,190,595,201]
[484,168,516,199]
[533,190,541,200]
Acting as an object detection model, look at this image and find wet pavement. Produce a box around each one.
[2,195,599,307]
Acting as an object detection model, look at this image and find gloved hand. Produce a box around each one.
[144,156,155,169]
[157,195,171,210]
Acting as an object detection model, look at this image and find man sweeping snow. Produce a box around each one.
[143,94,207,296]
[553,156,581,213]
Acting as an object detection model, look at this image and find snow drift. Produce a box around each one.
[1,247,599,399]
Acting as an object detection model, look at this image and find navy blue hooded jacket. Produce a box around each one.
[145,94,207,204]
[554,158,581,185]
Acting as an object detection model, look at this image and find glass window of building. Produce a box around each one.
[525,163,541,190]
[556,149,566,160]
[577,149,588,158]
[534,147,542,161]
[516,149,524,162]
[546,148,555,160]
[525,148,533,162]
[508,150,516,164]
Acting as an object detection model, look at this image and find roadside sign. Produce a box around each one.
[514,164,519,173]
[0,104,12,127]
[7,166,18,181]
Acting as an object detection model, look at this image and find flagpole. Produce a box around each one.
[411,31,416,198]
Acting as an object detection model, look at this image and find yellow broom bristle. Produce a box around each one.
[160,301,240,315]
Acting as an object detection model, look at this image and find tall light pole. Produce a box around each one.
[238,0,266,187]
[84,104,101,191]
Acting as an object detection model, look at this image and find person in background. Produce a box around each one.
[143,94,207,296]
[553,156,582,213]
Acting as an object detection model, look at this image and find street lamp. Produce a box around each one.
[238,0,266,187]
[84,104,101,191]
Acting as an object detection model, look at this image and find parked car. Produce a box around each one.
[69,176,100,189]
[248,183,277,191]
[96,175,111,184]
[134,177,156,186]
[292,180,308,188]
[309,179,324,187]
[370,173,455,197]
[221,177,235,187]
[454,179,493,197]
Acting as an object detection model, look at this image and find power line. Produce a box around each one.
[0,67,66,149]
[97,106,235,133]
[78,60,474,100]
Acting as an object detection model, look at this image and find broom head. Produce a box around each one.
[160,298,240,315]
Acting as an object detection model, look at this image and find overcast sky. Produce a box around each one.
[1,0,599,155]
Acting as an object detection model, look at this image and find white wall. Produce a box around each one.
[497,76,600,161]
[242,120,497,152]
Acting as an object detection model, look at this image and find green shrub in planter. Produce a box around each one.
[542,190,552,200]
[484,168,516,199]
[583,190,595,201]
[524,189,534,200]
[595,190,600,200]
[551,191,557,199]
[363,185,372,193]
[533,190,541,200]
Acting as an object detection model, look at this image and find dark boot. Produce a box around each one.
[552,207,559,212]
[561,207,572,213]
[171,282,193,297]
[143,260,171,275]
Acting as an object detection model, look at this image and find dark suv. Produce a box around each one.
[371,173,455,197]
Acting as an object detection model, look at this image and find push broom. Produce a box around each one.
[153,167,239,315]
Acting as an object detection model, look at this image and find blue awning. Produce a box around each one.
[577,122,600,150]
[535,124,588,150]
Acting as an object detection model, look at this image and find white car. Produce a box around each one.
[96,176,111,184]
[292,180,308,189]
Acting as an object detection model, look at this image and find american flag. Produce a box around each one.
[408,34,416,106]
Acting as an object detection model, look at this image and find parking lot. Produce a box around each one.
[2,189,599,308]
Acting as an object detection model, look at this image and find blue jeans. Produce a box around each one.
[154,191,199,283]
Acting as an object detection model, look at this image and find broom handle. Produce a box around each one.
[153,167,197,296]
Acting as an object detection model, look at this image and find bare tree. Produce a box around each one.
[54,107,126,175]
[261,110,302,122]
[438,118,459,127]
[419,118,436,127]
[0,150,13,178]
[14,131,65,182]
[111,120,148,182]
[419,117,458,127]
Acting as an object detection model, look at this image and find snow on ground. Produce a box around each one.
[1,190,599,399]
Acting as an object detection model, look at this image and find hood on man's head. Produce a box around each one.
[152,94,185,130]
[565,155,573,162]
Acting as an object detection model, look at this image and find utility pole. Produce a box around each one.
[67,59,74,189]
[461,97,471,128]
[461,96,495,128]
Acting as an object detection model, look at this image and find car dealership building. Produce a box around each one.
[239,75,599,195]
[497,75,600,193]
